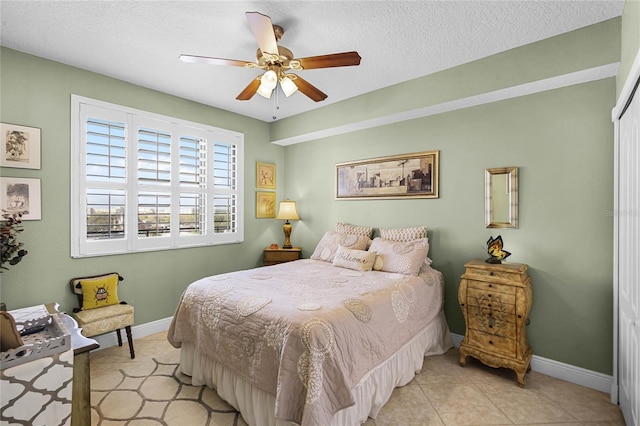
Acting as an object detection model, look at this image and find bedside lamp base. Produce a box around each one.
[282,221,293,249]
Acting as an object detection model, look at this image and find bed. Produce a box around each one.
[168,226,452,426]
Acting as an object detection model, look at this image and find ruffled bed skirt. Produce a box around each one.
[178,309,452,426]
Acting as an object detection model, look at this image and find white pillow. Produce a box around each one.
[380,226,427,242]
[369,237,429,276]
[335,222,374,239]
[311,231,371,263]
[333,246,377,272]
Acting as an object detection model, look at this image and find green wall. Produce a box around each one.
[284,80,615,374]
[0,47,285,325]
[276,19,620,375]
[0,12,629,376]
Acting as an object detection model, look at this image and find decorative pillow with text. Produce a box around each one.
[333,246,377,271]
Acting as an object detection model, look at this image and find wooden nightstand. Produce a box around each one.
[263,247,301,266]
[458,259,533,386]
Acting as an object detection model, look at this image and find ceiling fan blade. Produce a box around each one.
[297,51,361,70]
[236,78,261,101]
[291,74,327,102]
[179,54,251,67]
[246,11,278,56]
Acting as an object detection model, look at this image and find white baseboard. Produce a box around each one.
[94,323,612,395]
[450,333,612,394]
[451,332,464,348]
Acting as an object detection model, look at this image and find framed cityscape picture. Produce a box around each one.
[1,123,41,169]
[336,150,439,199]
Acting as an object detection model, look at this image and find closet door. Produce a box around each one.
[615,72,639,426]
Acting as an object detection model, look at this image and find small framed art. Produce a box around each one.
[256,162,276,189]
[0,177,42,220]
[256,191,276,218]
[1,123,41,169]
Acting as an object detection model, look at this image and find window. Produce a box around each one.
[71,95,244,257]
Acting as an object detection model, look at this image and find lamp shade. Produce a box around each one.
[275,200,300,221]
[280,76,299,97]
[256,82,274,98]
[261,70,278,89]
[257,70,278,99]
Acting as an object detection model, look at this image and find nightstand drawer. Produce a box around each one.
[463,261,528,284]
[467,288,516,310]
[467,329,516,358]
[264,248,301,266]
[467,279,515,295]
[469,309,516,338]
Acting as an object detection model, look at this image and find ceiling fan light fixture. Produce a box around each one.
[256,83,274,98]
[257,69,278,98]
[280,76,298,97]
[261,70,278,89]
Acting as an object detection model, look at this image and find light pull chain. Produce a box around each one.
[272,85,280,120]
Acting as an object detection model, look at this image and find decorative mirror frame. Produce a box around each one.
[485,167,518,229]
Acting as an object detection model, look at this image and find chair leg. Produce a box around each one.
[116,329,123,347]
[125,326,135,359]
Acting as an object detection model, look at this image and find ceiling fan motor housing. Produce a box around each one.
[256,46,294,66]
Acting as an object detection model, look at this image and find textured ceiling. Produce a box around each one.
[0,1,624,122]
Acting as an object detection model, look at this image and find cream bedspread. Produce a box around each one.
[168,259,445,426]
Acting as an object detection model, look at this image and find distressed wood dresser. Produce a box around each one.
[458,259,532,386]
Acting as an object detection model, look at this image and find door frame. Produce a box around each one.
[611,46,640,405]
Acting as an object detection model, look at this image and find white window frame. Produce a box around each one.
[71,95,244,258]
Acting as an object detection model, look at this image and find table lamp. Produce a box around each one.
[275,200,300,249]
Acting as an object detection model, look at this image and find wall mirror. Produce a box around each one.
[485,167,518,228]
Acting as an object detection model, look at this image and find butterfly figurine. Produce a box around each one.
[486,235,511,264]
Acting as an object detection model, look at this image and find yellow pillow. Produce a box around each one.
[80,274,120,310]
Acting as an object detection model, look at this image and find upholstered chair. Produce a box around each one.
[69,272,135,359]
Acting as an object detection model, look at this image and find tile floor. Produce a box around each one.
[90,332,626,425]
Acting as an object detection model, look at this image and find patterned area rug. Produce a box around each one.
[91,358,245,425]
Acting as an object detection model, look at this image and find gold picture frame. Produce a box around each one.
[256,191,276,218]
[336,150,439,199]
[1,123,41,170]
[256,161,276,189]
[485,167,518,229]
